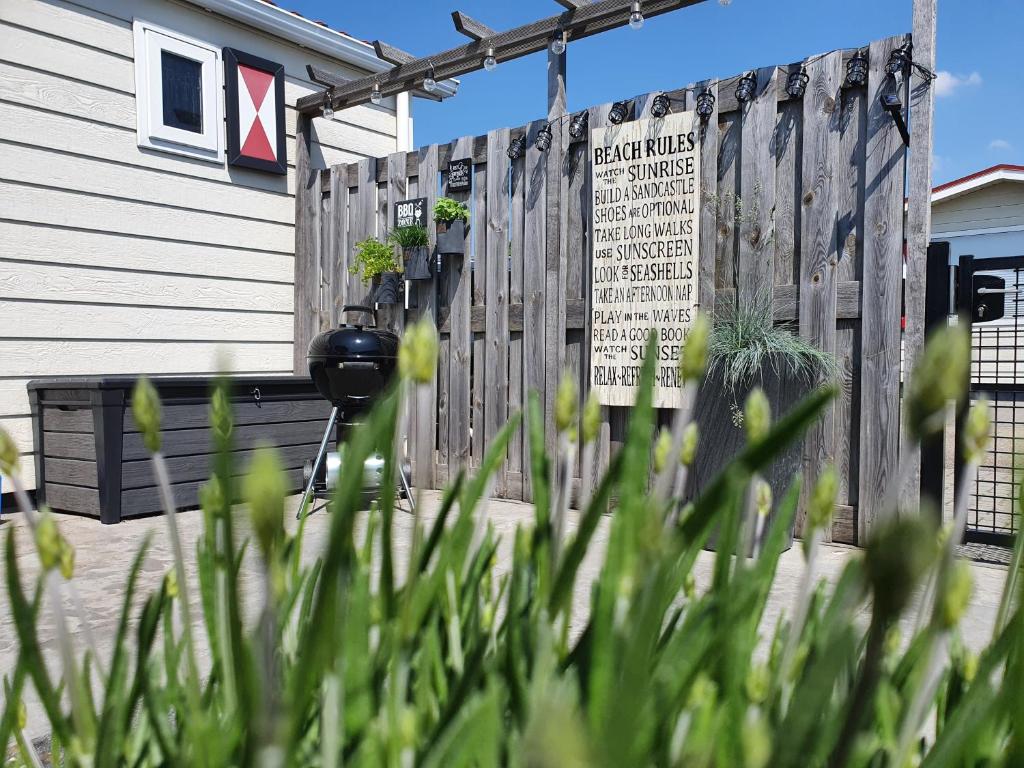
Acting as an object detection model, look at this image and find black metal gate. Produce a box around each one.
[957,254,1024,546]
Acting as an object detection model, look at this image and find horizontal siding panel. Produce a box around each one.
[0,339,294,378]
[0,380,34,418]
[0,415,34,478]
[2,457,36,493]
[0,300,293,341]
[0,222,294,283]
[0,21,134,93]
[1,0,133,57]
[0,261,293,311]
[0,101,297,195]
[0,181,294,252]
[0,61,135,128]
[2,141,295,224]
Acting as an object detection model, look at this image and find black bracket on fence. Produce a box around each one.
[880,93,910,147]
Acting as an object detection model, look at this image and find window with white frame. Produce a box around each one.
[133,20,222,162]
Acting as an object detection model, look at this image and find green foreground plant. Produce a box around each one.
[388,225,429,250]
[2,321,1023,767]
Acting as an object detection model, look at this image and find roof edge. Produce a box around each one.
[933,164,1024,203]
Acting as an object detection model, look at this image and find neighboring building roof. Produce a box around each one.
[183,0,458,98]
[932,164,1024,204]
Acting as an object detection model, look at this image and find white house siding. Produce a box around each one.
[932,180,1024,262]
[0,0,401,490]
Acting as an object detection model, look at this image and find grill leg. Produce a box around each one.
[296,406,339,520]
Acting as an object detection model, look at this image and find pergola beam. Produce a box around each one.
[451,11,498,41]
[296,0,707,115]
[553,0,591,8]
[373,41,416,65]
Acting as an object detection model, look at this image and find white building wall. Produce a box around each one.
[0,0,402,490]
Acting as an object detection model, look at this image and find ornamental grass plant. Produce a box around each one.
[2,319,1023,767]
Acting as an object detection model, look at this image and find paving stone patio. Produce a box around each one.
[0,491,1011,745]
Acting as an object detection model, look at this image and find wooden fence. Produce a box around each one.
[294,35,914,545]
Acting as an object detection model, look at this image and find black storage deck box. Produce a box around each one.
[27,376,332,524]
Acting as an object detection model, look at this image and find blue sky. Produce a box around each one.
[292,0,1022,185]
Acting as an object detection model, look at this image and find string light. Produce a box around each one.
[483,46,497,71]
[629,1,645,29]
[608,100,630,124]
[786,68,810,99]
[507,134,526,160]
[321,88,335,120]
[535,122,553,152]
[845,50,869,87]
[735,71,757,103]
[423,62,437,93]
[568,110,589,140]
[550,30,566,56]
[886,43,912,76]
[695,88,716,119]
[650,93,671,118]
[370,82,382,105]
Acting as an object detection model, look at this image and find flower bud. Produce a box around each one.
[165,568,179,599]
[742,711,771,768]
[244,445,286,561]
[582,391,601,445]
[962,399,991,465]
[883,626,902,658]
[744,387,771,444]
[210,383,234,448]
[938,560,973,629]
[865,517,939,622]
[399,318,438,384]
[679,313,710,383]
[653,427,672,474]
[807,465,838,532]
[905,324,969,439]
[960,650,978,683]
[555,372,578,434]
[35,511,63,573]
[680,423,698,467]
[754,479,772,518]
[131,377,162,454]
[59,540,75,580]
[16,697,26,730]
[745,663,769,704]
[199,475,226,516]
[683,571,696,599]
[0,424,19,477]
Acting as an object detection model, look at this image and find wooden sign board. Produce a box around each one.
[589,110,700,409]
[447,158,472,192]
[394,196,428,228]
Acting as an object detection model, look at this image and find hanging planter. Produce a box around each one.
[434,197,469,256]
[389,225,432,281]
[350,236,403,304]
[374,271,403,304]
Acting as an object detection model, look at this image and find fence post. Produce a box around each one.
[293,113,319,373]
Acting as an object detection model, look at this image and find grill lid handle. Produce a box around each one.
[341,305,377,328]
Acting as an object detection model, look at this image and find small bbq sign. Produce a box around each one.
[588,110,701,409]
[393,197,428,228]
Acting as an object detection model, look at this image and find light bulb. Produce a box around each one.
[370,84,382,105]
[423,77,437,93]
[483,47,497,71]
[321,101,334,121]
[550,35,566,55]
[719,0,731,5]
[629,1,644,29]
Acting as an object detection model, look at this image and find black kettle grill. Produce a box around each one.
[297,306,412,517]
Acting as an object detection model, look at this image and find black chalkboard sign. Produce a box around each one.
[393,197,427,228]
[447,158,472,193]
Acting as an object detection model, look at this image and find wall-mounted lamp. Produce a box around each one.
[568,111,589,140]
[845,50,869,87]
[880,93,910,146]
[535,122,553,152]
[695,88,716,119]
[608,100,630,124]
[786,68,810,99]
[507,134,526,160]
[886,43,912,76]
[650,93,671,118]
[735,72,758,103]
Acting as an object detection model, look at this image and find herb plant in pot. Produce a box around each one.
[689,296,838,552]
[389,225,431,281]
[434,197,469,256]
[350,237,403,304]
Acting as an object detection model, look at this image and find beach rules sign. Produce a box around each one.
[589,110,701,409]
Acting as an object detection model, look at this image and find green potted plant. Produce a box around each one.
[389,225,431,281]
[433,197,469,255]
[350,236,403,304]
[690,295,838,551]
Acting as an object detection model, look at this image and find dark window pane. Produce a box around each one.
[161,50,203,133]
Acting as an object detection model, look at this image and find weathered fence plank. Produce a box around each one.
[696,80,719,318]
[293,114,318,373]
[796,51,843,536]
[509,137,526,490]
[484,129,510,496]
[857,36,910,541]
[471,148,488,471]
[738,66,778,306]
[523,119,548,501]
[447,136,474,477]
[412,145,439,489]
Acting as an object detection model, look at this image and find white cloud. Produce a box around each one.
[934,71,983,98]
[989,138,1013,151]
